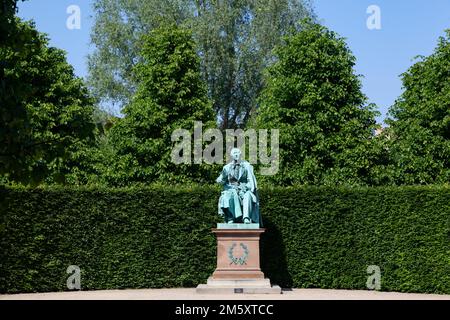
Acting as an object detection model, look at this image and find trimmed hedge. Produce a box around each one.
[0,185,449,294]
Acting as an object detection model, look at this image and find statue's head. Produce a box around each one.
[230,148,242,161]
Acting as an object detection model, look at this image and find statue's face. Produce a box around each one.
[231,149,241,161]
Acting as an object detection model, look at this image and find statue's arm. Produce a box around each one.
[245,164,257,192]
[241,176,251,192]
[216,167,227,185]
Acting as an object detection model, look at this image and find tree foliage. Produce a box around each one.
[107,24,216,185]
[0,0,27,43]
[255,21,380,186]
[88,0,314,128]
[50,110,119,186]
[386,31,450,185]
[192,0,314,129]
[0,19,96,184]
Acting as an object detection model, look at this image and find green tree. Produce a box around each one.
[386,31,450,185]
[1,0,30,182]
[107,24,216,185]
[51,109,119,186]
[255,21,380,186]
[0,19,96,184]
[192,0,314,129]
[88,0,314,128]
[88,0,192,110]
[0,0,27,43]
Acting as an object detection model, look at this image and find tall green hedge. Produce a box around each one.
[0,185,449,294]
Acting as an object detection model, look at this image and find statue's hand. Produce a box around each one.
[238,184,248,192]
[216,176,223,184]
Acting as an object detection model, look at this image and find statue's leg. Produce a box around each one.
[225,194,233,223]
[218,195,224,216]
[242,191,252,223]
[224,209,234,224]
[223,190,240,223]
[232,189,243,220]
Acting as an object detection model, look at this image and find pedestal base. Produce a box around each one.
[196,277,282,294]
[196,224,281,294]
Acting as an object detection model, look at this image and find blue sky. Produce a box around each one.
[18,0,450,124]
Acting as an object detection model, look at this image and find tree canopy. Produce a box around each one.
[386,30,450,184]
[2,2,449,188]
[255,21,380,186]
[107,24,216,185]
[0,0,27,43]
[0,19,96,184]
[88,0,315,129]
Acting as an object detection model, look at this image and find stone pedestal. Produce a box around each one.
[196,224,281,294]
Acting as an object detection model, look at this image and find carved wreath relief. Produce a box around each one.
[227,242,249,265]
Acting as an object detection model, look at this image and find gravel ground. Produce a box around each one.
[1,288,449,300]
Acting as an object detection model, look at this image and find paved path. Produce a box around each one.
[1,288,449,300]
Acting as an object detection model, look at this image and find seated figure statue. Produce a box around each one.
[216,148,262,226]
